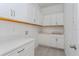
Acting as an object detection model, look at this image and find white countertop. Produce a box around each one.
[0,37,34,56]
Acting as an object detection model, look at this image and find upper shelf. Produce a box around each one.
[0,17,64,27]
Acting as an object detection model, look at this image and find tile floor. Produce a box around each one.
[35,45,65,56]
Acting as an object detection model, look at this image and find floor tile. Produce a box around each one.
[35,45,65,56]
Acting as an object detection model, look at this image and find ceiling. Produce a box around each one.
[38,3,63,8]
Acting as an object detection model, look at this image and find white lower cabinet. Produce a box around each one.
[38,34,56,47]
[7,50,19,56]
[56,37,64,49]
[49,37,56,47]
[38,34,64,49]
[5,41,34,56]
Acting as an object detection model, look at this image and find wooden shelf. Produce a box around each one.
[0,17,64,28]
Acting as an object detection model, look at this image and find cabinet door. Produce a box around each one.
[64,3,78,56]
[38,34,50,46]
[47,15,56,25]
[19,46,34,56]
[56,37,64,49]
[56,13,64,25]
[35,9,42,25]
[47,15,52,25]
[49,36,56,47]
[27,28,38,48]
[43,15,50,25]
[51,14,57,25]
[43,15,57,25]
[18,42,34,56]
[6,49,19,56]
[7,52,19,56]
[32,4,42,25]
[32,4,38,24]
[38,34,56,47]
[18,47,34,56]
[10,3,34,23]
[6,41,34,56]
[12,3,41,24]
[0,4,12,18]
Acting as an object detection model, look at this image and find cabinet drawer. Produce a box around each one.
[19,44,34,56]
[21,47,34,56]
[7,50,19,56]
[5,41,34,56]
[56,37,64,49]
[49,38,56,47]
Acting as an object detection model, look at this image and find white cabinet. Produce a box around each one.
[0,3,33,23]
[0,4,12,18]
[49,36,56,47]
[56,36,64,49]
[27,28,39,48]
[43,15,51,25]
[38,34,51,46]
[38,34,64,49]
[7,50,19,56]
[43,15,57,25]
[51,14,57,25]
[32,4,42,24]
[10,4,34,23]
[18,42,34,56]
[36,9,42,25]
[64,3,78,56]
[56,13,64,25]
[13,3,41,24]
[5,40,34,56]
[64,4,75,56]
[0,3,41,25]
[43,13,64,25]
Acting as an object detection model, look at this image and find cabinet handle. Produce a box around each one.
[10,9,12,16]
[14,10,15,16]
[73,19,74,24]
[17,48,25,53]
[25,31,28,35]
[56,21,57,25]
[34,19,36,22]
[13,10,15,16]
[56,38,58,41]
[70,45,77,50]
